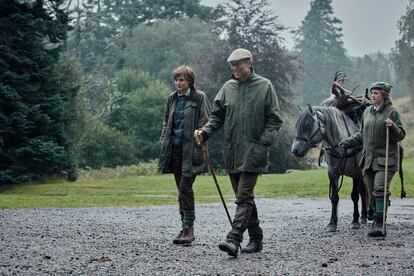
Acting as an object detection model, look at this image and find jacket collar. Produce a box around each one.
[370,100,391,113]
[173,88,196,101]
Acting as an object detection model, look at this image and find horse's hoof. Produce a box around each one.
[350,221,361,229]
[326,223,337,232]
[360,217,368,225]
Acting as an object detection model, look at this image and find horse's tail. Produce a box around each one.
[399,143,406,199]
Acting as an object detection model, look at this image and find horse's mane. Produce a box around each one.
[295,108,316,137]
[297,106,359,146]
[318,106,358,145]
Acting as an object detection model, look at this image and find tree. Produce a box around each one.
[203,0,299,172]
[66,0,220,121]
[119,18,217,85]
[392,0,414,100]
[105,70,171,162]
[210,0,298,107]
[350,54,392,93]
[0,0,79,184]
[294,0,351,105]
[77,121,137,168]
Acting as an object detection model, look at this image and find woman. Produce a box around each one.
[340,81,405,237]
[158,65,210,244]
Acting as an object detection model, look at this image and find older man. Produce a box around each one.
[195,49,282,257]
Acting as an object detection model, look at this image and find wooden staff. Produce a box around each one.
[195,134,233,227]
[383,125,389,235]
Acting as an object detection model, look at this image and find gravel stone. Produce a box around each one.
[1,198,413,275]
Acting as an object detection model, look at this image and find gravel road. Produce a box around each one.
[1,197,414,275]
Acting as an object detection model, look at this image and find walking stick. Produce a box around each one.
[195,135,233,227]
[383,125,389,235]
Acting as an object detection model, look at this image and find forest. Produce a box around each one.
[1,0,413,184]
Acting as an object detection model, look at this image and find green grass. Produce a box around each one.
[1,158,413,208]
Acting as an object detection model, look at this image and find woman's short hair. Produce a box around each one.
[172,65,195,89]
[381,90,391,102]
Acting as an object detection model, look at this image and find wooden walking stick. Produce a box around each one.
[195,134,233,227]
[383,125,390,235]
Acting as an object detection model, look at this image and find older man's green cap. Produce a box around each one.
[227,48,253,62]
[369,81,392,93]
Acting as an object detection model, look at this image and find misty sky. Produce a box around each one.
[201,0,409,57]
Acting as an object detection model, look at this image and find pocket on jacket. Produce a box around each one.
[376,156,396,167]
[192,144,204,166]
[253,141,268,167]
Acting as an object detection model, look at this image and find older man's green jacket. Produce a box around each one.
[201,72,282,173]
[341,100,405,173]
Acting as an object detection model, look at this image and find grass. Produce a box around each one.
[1,158,413,208]
[1,97,412,208]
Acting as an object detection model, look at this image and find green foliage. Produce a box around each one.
[294,0,352,105]
[392,0,414,99]
[67,0,220,106]
[106,70,170,161]
[347,53,407,98]
[0,0,78,185]
[77,121,137,168]
[211,0,298,105]
[113,0,220,28]
[119,18,217,84]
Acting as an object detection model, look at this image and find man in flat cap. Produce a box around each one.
[194,48,282,257]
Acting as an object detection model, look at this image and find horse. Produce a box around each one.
[291,104,369,232]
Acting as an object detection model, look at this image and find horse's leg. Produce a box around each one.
[357,177,369,224]
[326,176,339,232]
[350,178,362,229]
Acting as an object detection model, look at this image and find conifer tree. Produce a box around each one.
[294,0,351,105]
[0,0,79,184]
[392,0,414,100]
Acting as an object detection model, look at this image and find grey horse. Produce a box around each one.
[291,104,369,232]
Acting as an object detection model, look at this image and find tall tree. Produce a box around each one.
[351,54,391,89]
[294,0,351,105]
[0,0,79,184]
[119,18,217,84]
[392,0,414,100]
[204,0,299,172]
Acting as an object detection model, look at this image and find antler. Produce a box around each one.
[351,85,360,95]
[331,70,348,96]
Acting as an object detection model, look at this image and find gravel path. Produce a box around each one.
[1,197,414,275]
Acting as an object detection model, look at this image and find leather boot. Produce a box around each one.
[173,229,184,244]
[179,225,195,244]
[368,214,385,237]
[218,240,239,257]
[242,203,263,253]
[241,240,263,253]
[226,203,253,244]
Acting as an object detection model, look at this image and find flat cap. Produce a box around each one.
[369,81,392,93]
[227,48,253,62]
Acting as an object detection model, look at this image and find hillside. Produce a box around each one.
[395,97,414,157]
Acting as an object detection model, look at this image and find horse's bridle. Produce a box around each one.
[294,113,323,148]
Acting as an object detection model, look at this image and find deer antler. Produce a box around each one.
[351,85,360,95]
